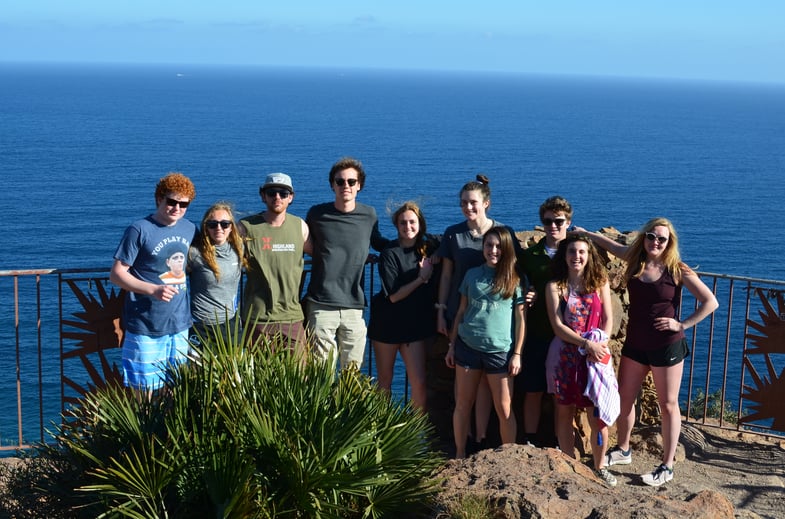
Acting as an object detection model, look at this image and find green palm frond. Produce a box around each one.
[46,331,443,517]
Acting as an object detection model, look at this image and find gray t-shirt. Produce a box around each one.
[438,220,524,325]
[188,242,241,325]
[305,201,389,309]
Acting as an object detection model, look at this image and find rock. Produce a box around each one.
[431,443,735,519]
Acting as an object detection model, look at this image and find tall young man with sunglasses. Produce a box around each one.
[516,196,574,446]
[305,157,389,369]
[110,172,197,394]
[239,173,311,351]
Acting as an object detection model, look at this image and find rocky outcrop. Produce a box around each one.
[431,440,735,519]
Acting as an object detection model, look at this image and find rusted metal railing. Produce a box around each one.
[682,272,785,437]
[1,267,782,451]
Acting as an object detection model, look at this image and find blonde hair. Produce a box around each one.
[624,217,691,285]
[197,202,247,281]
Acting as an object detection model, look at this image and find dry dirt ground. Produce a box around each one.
[617,423,784,518]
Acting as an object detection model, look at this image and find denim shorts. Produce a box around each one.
[453,336,510,374]
[622,338,690,367]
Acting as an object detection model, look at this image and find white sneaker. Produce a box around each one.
[596,467,618,487]
[605,446,632,466]
[642,464,674,487]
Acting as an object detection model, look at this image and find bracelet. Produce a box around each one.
[512,352,521,356]
[434,303,447,310]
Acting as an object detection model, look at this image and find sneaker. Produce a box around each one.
[641,464,674,487]
[596,467,618,487]
[605,446,632,466]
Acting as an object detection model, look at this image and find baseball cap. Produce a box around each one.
[261,172,293,192]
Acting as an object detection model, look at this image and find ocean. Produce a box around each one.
[1,63,784,443]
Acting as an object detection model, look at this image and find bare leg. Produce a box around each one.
[615,356,650,450]
[399,339,428,411]
[486,371,516,445]
[587,408,609,469]
[474,373,492,443]
[453,367,483,458]
[651,361,685,467]
[372,340,399,395]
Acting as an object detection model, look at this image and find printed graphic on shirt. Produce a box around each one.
[157,243,188,289]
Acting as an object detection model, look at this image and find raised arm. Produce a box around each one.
[387,258,433,304]
[574,227,628,259]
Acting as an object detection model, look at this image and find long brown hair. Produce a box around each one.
[484,226,520,299]
[551,234,607,294]
[623,217,689,285]
[391,201,428,258]
[197,202,246,281]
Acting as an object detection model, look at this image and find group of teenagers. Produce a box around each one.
[110,156,718,490]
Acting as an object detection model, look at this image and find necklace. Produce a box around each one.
[469,219,491,237]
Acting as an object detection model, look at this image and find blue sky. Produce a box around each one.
[2,1,783,83]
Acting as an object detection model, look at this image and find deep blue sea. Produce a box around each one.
[1,63,784,443]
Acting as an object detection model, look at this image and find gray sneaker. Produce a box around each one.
[642,464,674,487]
[596,467,618,487]
[605,446,632,466]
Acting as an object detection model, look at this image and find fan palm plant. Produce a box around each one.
[46,325,443,518]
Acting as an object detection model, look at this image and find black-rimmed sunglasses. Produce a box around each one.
[206,220,232,230]
[265,188,292,198]
[166,197,190,209]
[542,217,566,227]
[334,178,358,187]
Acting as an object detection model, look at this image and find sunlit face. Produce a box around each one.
[262,187,294,215]
[541,210,570,245]
[483,233,502,267]
[332,167,361,203]
[206,209,232,246]
[166,252,186,276]
[566,240,589,275]
[155,192,190,226]
[396,210,420,243]
[460,189,489,222]
[644,225,670,259]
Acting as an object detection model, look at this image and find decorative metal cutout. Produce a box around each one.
[741,288,785,431]
[60,278,124,408]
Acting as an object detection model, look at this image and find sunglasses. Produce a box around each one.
[265,188,291,199]
[166,197,190,209]
[645,232,669,244]
[334,178,358,187]
[542,217,566,228]
[206,220,232,230]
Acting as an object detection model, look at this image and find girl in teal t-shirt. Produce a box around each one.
[445,226,526,458]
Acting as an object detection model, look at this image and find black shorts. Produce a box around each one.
[622,338,690,367]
